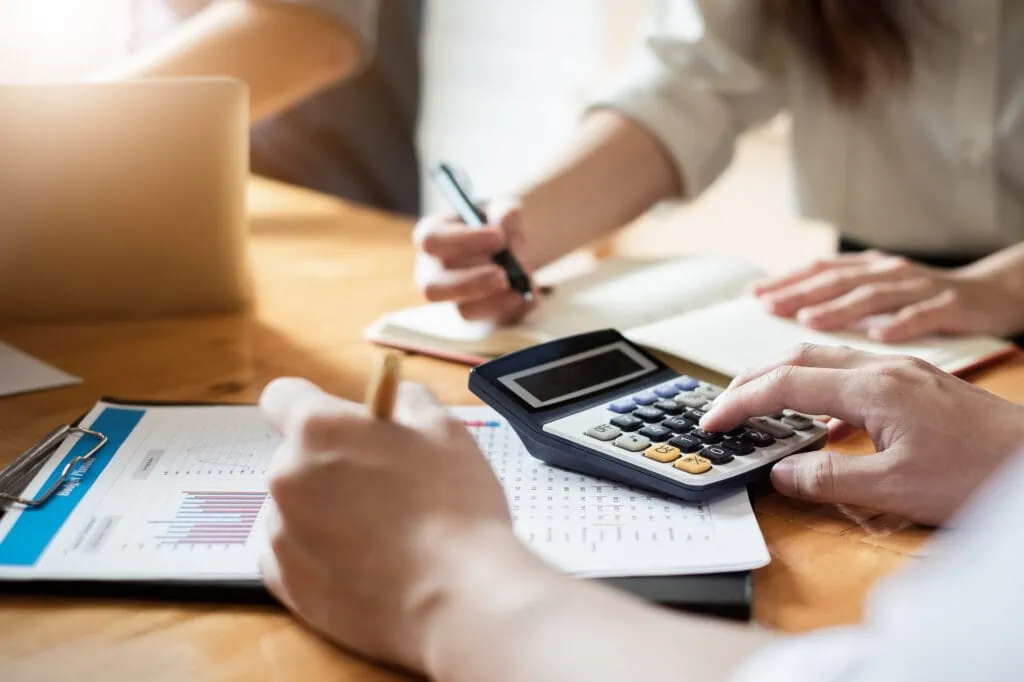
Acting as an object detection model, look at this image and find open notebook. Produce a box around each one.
[367,255,1016,377]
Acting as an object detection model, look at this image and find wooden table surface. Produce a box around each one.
[2,178,1023,682]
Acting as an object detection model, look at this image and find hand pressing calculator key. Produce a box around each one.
[469,329,828,502]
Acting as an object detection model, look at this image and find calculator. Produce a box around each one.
[469,329,829,502]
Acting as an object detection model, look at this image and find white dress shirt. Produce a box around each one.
[730,450,1024,681]
[594,0,1024,257]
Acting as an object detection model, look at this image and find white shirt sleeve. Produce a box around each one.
[589,0,782,199]
[731,452,1024,682]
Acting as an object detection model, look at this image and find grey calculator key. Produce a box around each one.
[675,392,708,408]
[748,417,795,439]
[696,384,723,399]
[613,434,651,452]
[585,424,622,441]
[782,414,815,431]
[654,399,684,415]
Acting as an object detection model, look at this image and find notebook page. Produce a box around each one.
[369,255,764,355]
[0,402,768,581]
[628,296,1013,378]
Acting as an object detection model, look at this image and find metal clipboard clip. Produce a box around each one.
[0,425,108,509]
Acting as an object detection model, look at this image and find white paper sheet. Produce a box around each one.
[0,341,80,398]
[0,403,768,581]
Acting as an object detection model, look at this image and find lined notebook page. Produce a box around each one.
[628,297,1014,377]
[368,256,763,356]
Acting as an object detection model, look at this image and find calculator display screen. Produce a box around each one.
[498,341,657,409]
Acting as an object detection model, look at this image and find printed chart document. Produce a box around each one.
[0,341,80,398]
[0,402,769,583]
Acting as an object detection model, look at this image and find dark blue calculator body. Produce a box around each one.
[469,329,828,502]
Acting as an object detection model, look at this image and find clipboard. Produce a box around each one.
[0,398,752,621]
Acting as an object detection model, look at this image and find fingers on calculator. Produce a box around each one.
[570,375,825,486]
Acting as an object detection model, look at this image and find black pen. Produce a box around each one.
[429,162,535,303]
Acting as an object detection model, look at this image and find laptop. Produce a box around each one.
[0,78,251,322]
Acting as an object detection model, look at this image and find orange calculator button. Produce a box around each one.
[644,443,681,463]
[674,454,712,474]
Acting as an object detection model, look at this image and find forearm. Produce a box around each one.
[92,0,360,122]
[515,110,681,269]
[420,525,772,682]
[958,242,1024,330]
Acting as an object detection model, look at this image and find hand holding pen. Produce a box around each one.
[412,163,539,325]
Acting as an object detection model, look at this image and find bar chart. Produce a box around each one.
[149,491,267,547]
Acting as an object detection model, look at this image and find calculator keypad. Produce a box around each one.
[545,378,827,491]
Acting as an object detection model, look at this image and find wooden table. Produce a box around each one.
[2,178,1023,682]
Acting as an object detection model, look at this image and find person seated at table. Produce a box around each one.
[413,0,1024,341]
[258,346,1024,681]
[95,0,423,214]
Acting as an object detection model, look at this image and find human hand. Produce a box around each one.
[701,345,1024,526]
[413,198,537,324]
[258,378,515,669]
[750,250,1024,342]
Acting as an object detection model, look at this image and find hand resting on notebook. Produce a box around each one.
[751,249,1024,342]
[702,344,1024,525]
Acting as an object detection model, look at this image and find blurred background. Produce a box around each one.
[0,0,832,272]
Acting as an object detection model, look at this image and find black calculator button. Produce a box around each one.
[700,445,734,465]
[638,425,672,442]
[668,434,703,453]
[632,391,659,406]
[584,424,622,442]
[744,429,776,448]
[661,417,693,434]
[610,415,643,432]
[686,407,708,421]
[634,406,665,423]
[653,399,683,415]
[721,436,755,455]
[690,428,723,444]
